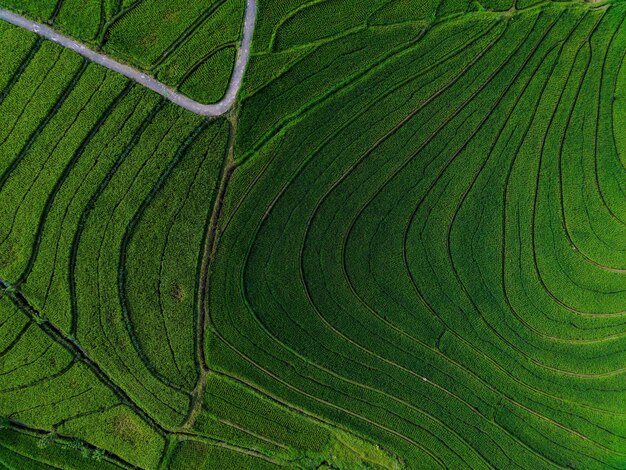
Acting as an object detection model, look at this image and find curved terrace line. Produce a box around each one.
[0,0,257,117]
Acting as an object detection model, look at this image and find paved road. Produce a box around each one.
[0,0,256,116]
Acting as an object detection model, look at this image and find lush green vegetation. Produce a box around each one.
[0,0,245,104]
[212,0,626,468]
[0,427,122,469]
[2,0,626,467]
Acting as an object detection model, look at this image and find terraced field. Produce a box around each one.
[0,0,246,104]
[1,0,626,468]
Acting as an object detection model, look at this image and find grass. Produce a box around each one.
[0,426,123,469]
[0,0,246,104]
[209,0,626,468]
[1,0,626,468]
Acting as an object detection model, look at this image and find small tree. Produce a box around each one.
[63,439,83,450]
[81,446,91,459]
[0,416,9,430]
[92,449,105,462]
[37,433,55,449]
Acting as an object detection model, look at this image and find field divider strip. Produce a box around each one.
[0,277,171,436]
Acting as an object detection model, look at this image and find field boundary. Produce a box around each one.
[0,0,257,117]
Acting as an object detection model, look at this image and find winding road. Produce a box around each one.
[0,0,256,116]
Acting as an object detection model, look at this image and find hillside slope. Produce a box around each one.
[1,0,626,468]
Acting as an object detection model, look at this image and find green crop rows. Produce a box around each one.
[0,0,245,104]
[1,0,626,467]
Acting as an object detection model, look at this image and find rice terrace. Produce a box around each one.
[0,0,625,467]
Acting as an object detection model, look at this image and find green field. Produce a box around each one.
[0,0,245,104]
[1,0,626,467]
